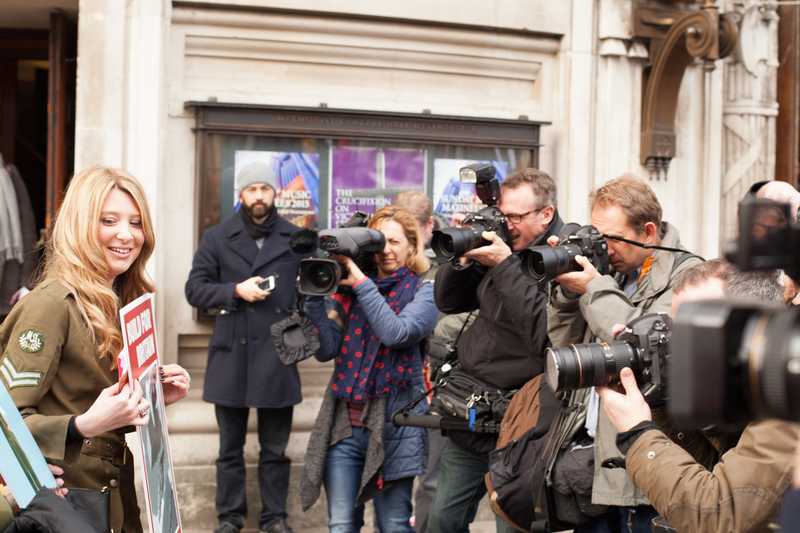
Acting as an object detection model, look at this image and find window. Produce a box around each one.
[188,103,543,237]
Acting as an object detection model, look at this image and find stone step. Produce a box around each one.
[166,398,322,435]
[144,462,499,533]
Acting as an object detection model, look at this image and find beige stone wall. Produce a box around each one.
[69,1,779,530]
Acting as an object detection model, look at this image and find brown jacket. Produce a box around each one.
[0,280,141,533]
[626,420,799,533]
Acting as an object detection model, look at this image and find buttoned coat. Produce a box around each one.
[185,213,304,408]
[0,280,141,533]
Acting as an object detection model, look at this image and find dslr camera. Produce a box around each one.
[545,313,671,404]
[670,197,800,427]
[520,223,610,281]
[289,212,385,296]
[430,163,512,261]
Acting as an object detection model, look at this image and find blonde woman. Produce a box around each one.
[0,166,190,532]
[300,206,437,533]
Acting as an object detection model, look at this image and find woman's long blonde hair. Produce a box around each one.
[369,206,430,275]
[41,166,155,363]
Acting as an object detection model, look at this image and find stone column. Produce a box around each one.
[75,0,171,355]
[557,0,598,224]
[593,0,649,183]
[720,0,780,241]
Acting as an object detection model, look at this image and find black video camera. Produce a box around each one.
[519,223,610,281]
[670,197,800,427]
[430,163,512,261]
[289,212,385,296]
[545,313,671,405]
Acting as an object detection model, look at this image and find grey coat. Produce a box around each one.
[547,222,703,506]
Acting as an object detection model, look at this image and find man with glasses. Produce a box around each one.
[429,168,564,533]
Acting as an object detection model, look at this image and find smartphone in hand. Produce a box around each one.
[258,275,276,292]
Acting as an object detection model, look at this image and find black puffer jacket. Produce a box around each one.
[434,213,563,454]
[435,213,563,389]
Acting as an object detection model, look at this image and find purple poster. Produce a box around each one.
[329,146,426,227]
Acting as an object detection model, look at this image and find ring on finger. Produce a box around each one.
[139,406,149,418]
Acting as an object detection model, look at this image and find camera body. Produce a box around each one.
[431,163,513,261]
[545,313,671,404]
[520,223,610,281]
[670,197,800,427]
[289,212,385,296]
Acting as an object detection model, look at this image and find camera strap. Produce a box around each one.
[602,234,705,258]
[396,311,475,417]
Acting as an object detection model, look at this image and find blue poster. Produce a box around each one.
[432,159,509,225]
[234,150,321,228]
[0,381,56,508]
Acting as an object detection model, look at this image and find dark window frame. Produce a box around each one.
[186,101,545,240]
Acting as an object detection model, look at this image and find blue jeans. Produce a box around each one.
[324,427,414,533]
[574,506,659,533]
[428,440,516,533]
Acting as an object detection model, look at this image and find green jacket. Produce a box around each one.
[547,222,705,507]
[0,493,13,531]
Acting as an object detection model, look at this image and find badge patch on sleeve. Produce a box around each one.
[18,329,44,353]
[0,358,42,389]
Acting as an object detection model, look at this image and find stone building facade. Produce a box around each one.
[3,0,783,531]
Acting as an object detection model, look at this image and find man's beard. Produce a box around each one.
[243,200,271,220]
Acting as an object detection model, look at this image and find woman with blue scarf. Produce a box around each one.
[300,206,438,533]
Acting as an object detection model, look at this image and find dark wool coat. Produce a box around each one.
[185,213,304,408]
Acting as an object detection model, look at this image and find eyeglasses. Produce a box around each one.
[503,206,546,225]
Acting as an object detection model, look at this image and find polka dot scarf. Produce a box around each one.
[330,267,422,401]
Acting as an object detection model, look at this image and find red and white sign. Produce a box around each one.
[119,293,182,533]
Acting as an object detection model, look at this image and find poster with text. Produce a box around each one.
[432,159,510,225]
[329,147,425,227]
[119,294,182,533]
[234,150,321,228]
[0,381,55,508]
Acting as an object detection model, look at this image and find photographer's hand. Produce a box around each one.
[553,255,601,295]
[336,256,367,287]
[598,367,652,432]
[464,231,512,267]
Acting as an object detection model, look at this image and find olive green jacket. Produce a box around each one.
[0,492,13,531]
[547,223,704,506]
[0,281,141,533]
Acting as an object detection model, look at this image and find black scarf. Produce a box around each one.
[239,203,278,240]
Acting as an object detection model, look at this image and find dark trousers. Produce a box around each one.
[574,506,658,533]
[214,404,293,530]
[428,440,516,533]
[413,428,446,533]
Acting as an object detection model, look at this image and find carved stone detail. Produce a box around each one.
[636,1,739,179]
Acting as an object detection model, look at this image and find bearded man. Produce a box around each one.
[185,162,305,533]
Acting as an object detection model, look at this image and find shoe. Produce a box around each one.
[213,522,241,533]
[260,517,295,533]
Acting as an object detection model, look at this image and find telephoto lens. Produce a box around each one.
[545,314,672,400]
[523,242,585,281]
[431,226,485,260]
[545,340,638,392]
[670,300,800,427]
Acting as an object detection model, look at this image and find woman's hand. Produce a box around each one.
[160,364,191,405]
[48,464,68,497]
[336,256,367,287]
[74,378,150,438]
